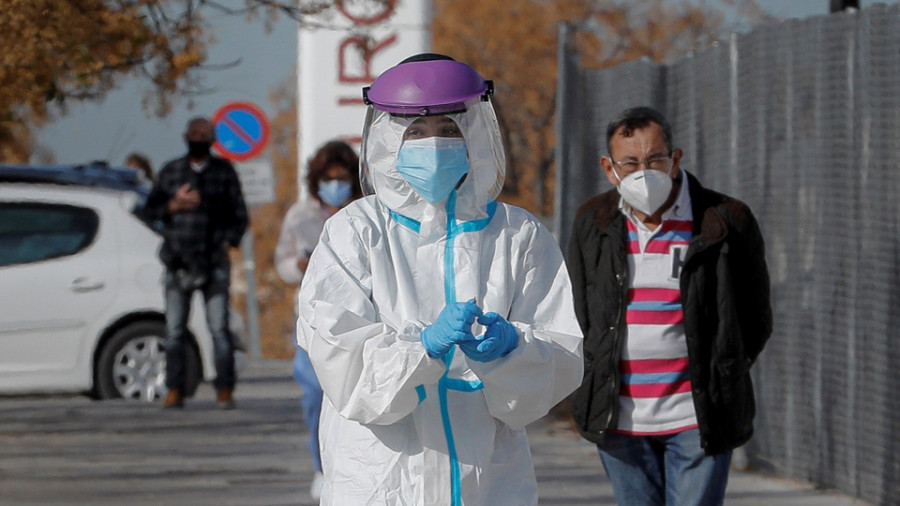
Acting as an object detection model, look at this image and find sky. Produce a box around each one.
[33,0,894,170]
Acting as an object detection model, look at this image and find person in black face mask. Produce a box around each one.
[140,116,249,410]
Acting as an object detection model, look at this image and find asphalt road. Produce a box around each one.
[0,360,871,505]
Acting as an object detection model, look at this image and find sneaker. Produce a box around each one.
[310,471,324,500]
[216,388,235,410]
[162,388,183,409]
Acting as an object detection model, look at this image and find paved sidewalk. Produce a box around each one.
[0,360,871,505]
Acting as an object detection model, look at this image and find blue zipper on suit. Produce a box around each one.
[441,190,496,506]
[389,192,497,506]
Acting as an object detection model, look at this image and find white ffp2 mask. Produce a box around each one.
[615,168,673,215]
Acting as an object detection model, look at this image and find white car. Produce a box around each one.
[0,164,245,401]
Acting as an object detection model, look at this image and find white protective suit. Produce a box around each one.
[274,199,326,285]
[296,98,584,506]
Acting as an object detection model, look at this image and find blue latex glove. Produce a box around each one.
[421,299,483,358]
[459,312,519,362]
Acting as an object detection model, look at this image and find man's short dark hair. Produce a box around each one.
[605,106,674,156]
[185,116,213,135]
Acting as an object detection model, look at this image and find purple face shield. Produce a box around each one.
[363,59,494,116]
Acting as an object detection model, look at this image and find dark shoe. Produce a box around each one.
[163,388,183,409]
[217,388,235,410]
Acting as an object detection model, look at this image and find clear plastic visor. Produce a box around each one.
[359,96,505,212]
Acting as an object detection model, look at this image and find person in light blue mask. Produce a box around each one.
[295,53,584,506]
[273,139,362,501]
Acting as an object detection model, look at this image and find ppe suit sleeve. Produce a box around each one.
[468,216,584,429]
[296,214,445,425]
[274,203,319,284]
[274,208,304,284]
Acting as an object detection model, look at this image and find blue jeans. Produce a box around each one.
[164,262,235,390]
[597,429,732,506]
[293,346,323,472]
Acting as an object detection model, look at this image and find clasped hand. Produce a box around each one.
[421,299,482,358]
[421,299,518,362]
[458,312,518,362]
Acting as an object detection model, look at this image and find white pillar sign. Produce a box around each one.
[296,0,432,199]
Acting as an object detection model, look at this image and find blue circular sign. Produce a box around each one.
[212,102,270,161]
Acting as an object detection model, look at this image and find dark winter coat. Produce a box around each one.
[140,155,248,272]
[566,172,772,455]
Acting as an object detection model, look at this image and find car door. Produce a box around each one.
[0,196,118,390]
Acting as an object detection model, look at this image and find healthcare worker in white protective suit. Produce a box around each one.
[295,53,584,506]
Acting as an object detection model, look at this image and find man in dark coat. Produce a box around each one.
[141,117,248,409]
[567,106,772,505]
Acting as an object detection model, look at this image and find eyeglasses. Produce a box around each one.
[609,156,673,175]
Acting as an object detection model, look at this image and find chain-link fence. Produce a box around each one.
[555,5,900,505]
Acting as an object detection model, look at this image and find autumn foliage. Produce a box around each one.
[0,0,202,161]
[0,0,334,163]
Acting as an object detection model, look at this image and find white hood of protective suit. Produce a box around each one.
[297,96,583,506]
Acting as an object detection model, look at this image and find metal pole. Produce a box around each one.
[240,233,262,361]
[553,21,571,244]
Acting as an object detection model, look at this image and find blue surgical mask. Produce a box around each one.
[396,137,469,204]
[318,180,353,207]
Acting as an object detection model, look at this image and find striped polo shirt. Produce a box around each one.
[615,174,698,435]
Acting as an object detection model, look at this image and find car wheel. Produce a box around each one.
[95,321,201,401]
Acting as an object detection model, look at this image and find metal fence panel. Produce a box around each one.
[555,5,900,505]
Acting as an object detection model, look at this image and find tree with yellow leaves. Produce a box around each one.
[0,0,334,162]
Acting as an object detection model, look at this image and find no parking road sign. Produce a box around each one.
[210,102,271,363]
[212,102,270,161]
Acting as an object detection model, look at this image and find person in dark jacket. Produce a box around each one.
[140,116,249,410]
[567,106,772,506]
